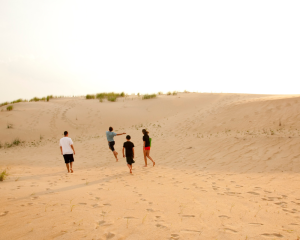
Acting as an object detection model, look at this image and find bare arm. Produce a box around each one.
[143,141,145,149]
[122,147,125,157]
[71,144,76,155]
[60,146,63,155]
[132,147,135,158]
[116,133,126,136]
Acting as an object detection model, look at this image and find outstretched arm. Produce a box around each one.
[116,133,126,136]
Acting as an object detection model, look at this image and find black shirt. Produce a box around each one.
[123,141,134,157]
[143,135,150,147]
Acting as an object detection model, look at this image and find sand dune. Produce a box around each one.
[1,93,300,239]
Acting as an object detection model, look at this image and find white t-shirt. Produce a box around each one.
[59,137,74,155]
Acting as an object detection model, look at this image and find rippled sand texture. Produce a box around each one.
[1,93,300,240]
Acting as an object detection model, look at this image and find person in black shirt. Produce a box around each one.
[142,129,155,167]
[122,135,135,174]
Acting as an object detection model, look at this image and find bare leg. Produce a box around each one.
[70,162,73,173]
[146,150,155,166]
[66,163,70,173]
[127,164,132,173]
[143,149,147,167]
[113,151,118,162]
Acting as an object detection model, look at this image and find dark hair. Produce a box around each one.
[126,135,131,140]
[142,129,149,135]
[109,127,113,131]
[64,131,68,136]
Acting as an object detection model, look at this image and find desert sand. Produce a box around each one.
[0,92,300,240]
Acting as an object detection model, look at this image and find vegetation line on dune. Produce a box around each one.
[1,90,185,108]
[0,138,22,149]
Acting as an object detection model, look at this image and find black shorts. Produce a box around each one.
[108,141,115,151]
[126,157,135,165]
[63,154,74,164]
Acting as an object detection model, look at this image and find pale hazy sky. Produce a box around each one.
[1,0,299,102]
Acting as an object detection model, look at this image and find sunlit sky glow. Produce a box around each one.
[1,0,299,102]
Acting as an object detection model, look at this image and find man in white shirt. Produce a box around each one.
[60,131,76,173]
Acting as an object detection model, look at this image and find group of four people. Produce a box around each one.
[59,127,155,174]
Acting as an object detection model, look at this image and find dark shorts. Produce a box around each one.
[63,154,74,164]
[108,141,115,151]
[126,157,135,165]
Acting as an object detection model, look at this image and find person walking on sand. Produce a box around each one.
[106,126,126,162]
[142,129,155,167]
[122,135,135,174]
[59,131,75,173]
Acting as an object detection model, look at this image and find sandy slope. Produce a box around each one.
[0,93,300,240]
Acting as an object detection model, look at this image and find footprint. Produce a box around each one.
[170,233,180,239]
[247,192,260,195]
[219,215,230,219]
[156,224,167,228]
[182,215,195,218]
[274,202,287,206]
[180,229,201,233]
[106,232,115,239]
[261,233,283,238]
[225,192,241,196]
[224,228,237,233]
[0,211,9,217]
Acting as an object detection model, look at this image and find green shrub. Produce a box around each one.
[7,105,13,111]
[13,138,21,146]
[143,94,157,100]
[167,91,172,95]
[158,92,163,95]
[4,138,21,148]
[86,94,95,99]
[5,142,12,148]
[46,95,53,102]
[10,99,23,104]
[30,97,41,102]
[172,91,177,95]
[0,170,8,181]
[93,92,125,102]
[0,102,9,107]
[107,95,117,102]
[96,93,105,99]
